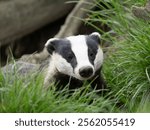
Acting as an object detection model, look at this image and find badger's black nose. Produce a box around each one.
[79,66,93,78]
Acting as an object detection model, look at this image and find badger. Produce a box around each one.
[44,32,106,90]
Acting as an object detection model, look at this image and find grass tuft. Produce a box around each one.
[88,0,150,112]
[0,68,112,112]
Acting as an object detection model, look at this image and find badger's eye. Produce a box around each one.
[90,52,94,57]
[89,51,95,59]
[67,53,74,61]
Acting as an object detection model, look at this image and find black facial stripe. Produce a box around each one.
[55,39,77,70]
[86,36,98,65]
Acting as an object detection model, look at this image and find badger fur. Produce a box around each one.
[44,32,106,90]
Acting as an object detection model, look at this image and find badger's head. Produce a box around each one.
[45,32,103,81]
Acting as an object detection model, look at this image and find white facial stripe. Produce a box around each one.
[52,53,74,75]
[67,35,92,68]
[94,46,103,70]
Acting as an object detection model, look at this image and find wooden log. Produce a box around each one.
[0,0,74,46]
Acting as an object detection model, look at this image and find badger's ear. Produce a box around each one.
[89,32,101,44]
[45,38,59,54]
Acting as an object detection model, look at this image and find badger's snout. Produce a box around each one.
[79,66,94,78]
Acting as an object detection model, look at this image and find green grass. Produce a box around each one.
[0,0,150,112]
[0,69,113,112]
[87,0,150,112]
